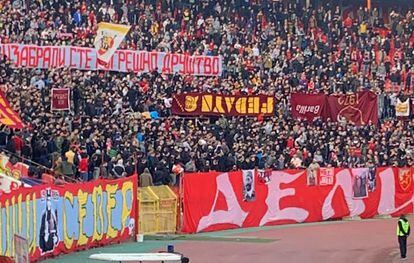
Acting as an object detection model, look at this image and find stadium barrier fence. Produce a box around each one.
[138,185,178,234]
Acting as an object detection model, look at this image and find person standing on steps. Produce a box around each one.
[397,214,410,260]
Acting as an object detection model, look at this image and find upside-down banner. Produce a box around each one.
[0,175,137,261]
[290,91,378,125]
[172,93,275,117]
[182,167,414,233]
[290,93,325,121]
[326,91,378,125]
[0,44,222,76]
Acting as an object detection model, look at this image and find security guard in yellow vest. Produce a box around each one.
[397,214,410,260]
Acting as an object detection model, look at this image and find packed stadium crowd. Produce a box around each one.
[0,0,413,186]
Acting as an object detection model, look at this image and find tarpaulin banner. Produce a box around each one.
[0,91,24,129]
[325,91,378,125]
[0,44,222,76]
[0,175,137,261]
[51,89,70,111]
[290,93,326,121]
[94,22,131,64]
[182,167,413,233]
[172,93,274,117]
[290,91,378,125]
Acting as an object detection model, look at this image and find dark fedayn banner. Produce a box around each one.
[172,93,274,117]
[290,91,378,125]
[325,91,378,125]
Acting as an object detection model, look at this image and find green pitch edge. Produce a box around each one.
[144,234,277,243]
[44,233,276,262]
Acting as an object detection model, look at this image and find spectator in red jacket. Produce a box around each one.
[78,153,89,182]
[12,134,23,156]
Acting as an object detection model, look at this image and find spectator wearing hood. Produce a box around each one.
[139,168,153,187]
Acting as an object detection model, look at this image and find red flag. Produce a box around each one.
[0,91,24,129]
[325,91,378,125]
[291,93,326,121]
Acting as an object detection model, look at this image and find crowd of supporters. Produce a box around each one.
[0,0,413,186]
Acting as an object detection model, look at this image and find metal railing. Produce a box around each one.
[0,148,80,184]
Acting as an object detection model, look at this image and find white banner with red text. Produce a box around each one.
[182,167,414,233]
[0,44,222,76]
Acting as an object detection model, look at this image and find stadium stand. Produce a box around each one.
[0,0,412,187]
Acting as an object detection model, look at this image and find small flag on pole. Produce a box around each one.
[94,22,131,64]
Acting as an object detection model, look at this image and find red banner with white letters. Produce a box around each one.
[0,44,222,76]
[182,167,413,233]
[290,91,378,125]
[51,89,70,111]
[291,93,326,121]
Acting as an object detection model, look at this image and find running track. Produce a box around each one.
[173,218,411,263]
[46,217,412,263]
